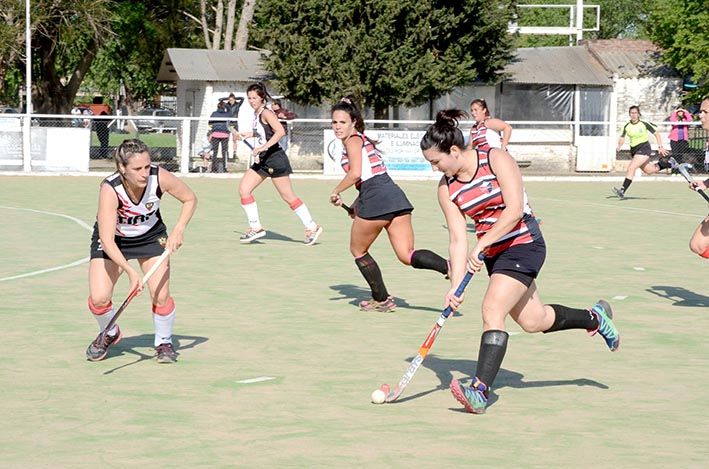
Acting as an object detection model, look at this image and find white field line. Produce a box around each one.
[0,206,92,282]
[236,376,276,384]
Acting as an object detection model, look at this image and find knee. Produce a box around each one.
[88,296,112,315]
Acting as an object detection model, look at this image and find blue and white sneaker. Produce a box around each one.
[588,299,620,352]
[611,186,626,200]
[450,377,488,414]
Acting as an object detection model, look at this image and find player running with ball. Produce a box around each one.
[420,110,620,414]
[86,139,197,363]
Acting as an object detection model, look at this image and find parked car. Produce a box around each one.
[135,108,176,133]
[0,107,19,114]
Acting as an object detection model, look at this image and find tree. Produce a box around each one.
[29,0,113,113]
[183,0,254,50]
[249,0,516,118]
[0,0,25,107]
[646,0,709,101]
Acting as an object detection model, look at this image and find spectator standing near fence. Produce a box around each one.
[208,101,230,173]
[668,105,694,166]
[612,105,671,200]
[235,82,322,246]
[271,100,297,151]
[468,98,512,151]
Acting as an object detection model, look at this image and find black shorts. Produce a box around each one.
[630,141,652,157]
[484,237,546,288]
[354,173,414,220]
[250,146,293,178]
[90,222,168,260]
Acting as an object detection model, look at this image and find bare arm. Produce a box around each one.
[654,130,669,156]
[438,177,469,311]
[330,135,364,201]
[486,118,513,149]
[158,167,197,254]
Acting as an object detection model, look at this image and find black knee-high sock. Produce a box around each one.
[543,304,598,333]
[657,159,672,170]
[474,330,508,394]
[355,253,389,301]
[410,249,448,275]
[621,178,632,192]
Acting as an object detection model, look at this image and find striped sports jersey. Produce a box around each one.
[446,149,536,257]
[340,131,387,186]
[620,120,657,148]
[469,119,502,151]
[103,165,163,237]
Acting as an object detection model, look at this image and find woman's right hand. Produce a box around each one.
[445,287,465,312]
[126,267,144,294]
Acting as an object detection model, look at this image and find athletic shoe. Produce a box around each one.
[587,299,620,352]
[155,343,178,364]
[611,186,625,200]
[359,295,396,313]
[450,378,488,414]
[86,325,123,361]
[240,227,266,243]
[304,225,323,246]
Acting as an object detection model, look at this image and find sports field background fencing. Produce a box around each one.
[1,175,708,467]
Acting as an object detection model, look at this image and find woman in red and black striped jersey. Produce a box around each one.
[86,139,197,364]
[467,98,512,152]
[329,96,449,313]
[420,110,619,414]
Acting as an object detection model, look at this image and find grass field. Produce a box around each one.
[1,174,708,467]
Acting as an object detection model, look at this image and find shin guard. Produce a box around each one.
[475,330,509,394]
[410,249,448,275]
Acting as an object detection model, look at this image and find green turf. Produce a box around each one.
[1,175,708,467]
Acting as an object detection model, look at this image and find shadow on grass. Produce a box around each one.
[646,285,709,307]
[101,333,209,375]
[390,355,607,410]
[329,283,451,314]
[233,229,300,244]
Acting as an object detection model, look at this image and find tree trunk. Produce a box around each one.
[224,0,238,50]
[234,0,257,50]
[212,0,225,50]
[32,33,99,114]
[200,0,212,48]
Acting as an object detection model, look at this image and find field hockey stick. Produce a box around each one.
[329,195,354,215]
[97,249,170,342]
[384,263,479,403]
[670,157,709,202]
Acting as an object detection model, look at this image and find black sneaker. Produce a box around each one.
[155,343,178,363]
[86,325,122,361]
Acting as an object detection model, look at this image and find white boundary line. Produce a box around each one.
[0,206,92,282]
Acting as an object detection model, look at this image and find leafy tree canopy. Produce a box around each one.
[646,0,709,102]
[249,0,517,117]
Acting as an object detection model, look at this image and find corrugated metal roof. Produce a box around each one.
[584,39,677,78]
[504,47,613,86]
[157,48,272,83]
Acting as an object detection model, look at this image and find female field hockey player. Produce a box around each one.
[468,98,512,152]
[329,96,449,313]
[420,110,620,414]
[86,139,197,364]
[235,82,322,246]
[612,105,672,199]
[687,98,709,258]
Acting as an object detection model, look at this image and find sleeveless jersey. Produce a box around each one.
[620,120,656,148]
[103,165,164,238]
[469,119,502,151]
[446,149,535,257]
[340,131,387,186]
[253,107,278,149]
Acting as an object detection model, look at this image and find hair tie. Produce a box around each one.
[341,97,352,105]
